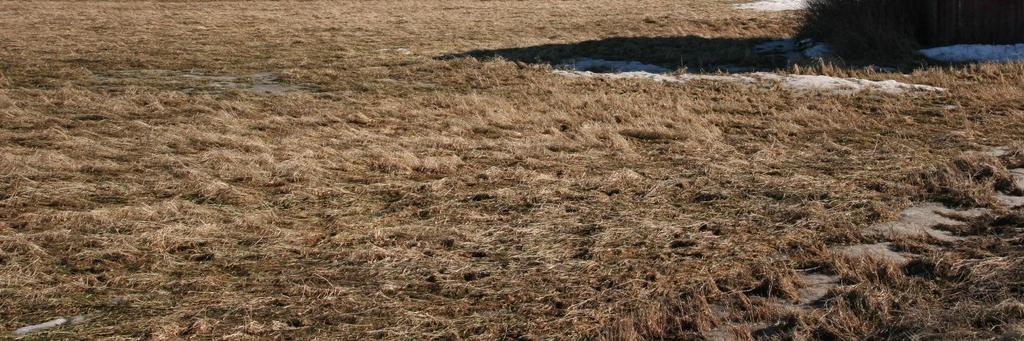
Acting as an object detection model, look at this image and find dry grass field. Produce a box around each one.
[2,0,1024,339]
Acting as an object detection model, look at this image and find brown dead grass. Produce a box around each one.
[1,0,1024,339]
[917,153,1020,207]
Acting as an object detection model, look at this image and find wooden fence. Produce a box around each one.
[920,0,1024,45]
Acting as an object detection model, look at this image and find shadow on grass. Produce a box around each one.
[439,35,818,73]
[438,35,927,73]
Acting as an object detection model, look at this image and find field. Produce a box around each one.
[2,0,1024,339]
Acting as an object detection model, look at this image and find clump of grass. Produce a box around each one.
[799,0,921,62]
[915,153,1017,207]
[0,69,10,88]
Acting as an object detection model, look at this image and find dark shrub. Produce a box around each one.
[799,0,922,61]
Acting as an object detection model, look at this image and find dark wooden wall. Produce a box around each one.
[920,0,1024,46]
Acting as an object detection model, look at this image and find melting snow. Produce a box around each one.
[554,69,944,94]
[997,168,1024,207]
[734,0,807,11]
[13,315,88,337]
[766,74,946,93]
[802,43,832,58]
[755,39,833,60]
[869,203,990,242]
[835,243,910,264]
[755,39,801,54]
[920,43,1024,62]
[553,56,942,94]
[558,58,670,73]
[554,70,756,84]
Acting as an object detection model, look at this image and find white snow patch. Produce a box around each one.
[835,243,911,264]
[869,203,990,242]
[920,44,1024,62]
[1010,169,1024,189]
[734,0,807,11]
[988,146,1013,157]
[554,69,944,94]
[997,193,1024,208]
[554,70,757,84]
[768,74,946,94]
[13,315,88,336]
[997,168,1024,207]
[558,58,670,73]
[796,272,841,305]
